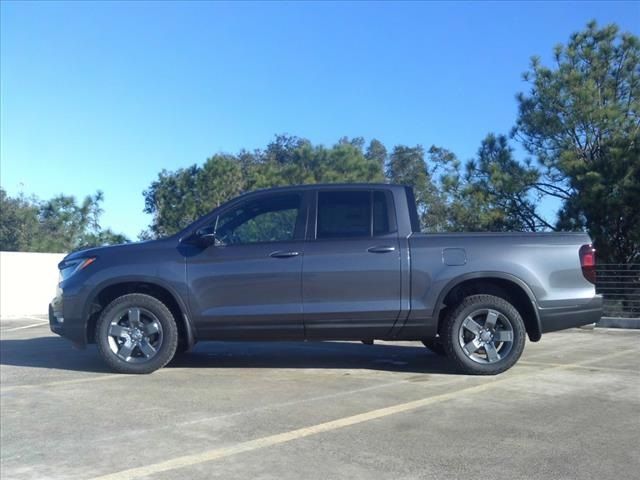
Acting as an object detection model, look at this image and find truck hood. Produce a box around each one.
[61,239,169,264]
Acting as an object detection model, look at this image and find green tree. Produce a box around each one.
[386,145,432,227]
[426,145,480,231]
[365,139,388,169]
[0,189,128,252]
[422,136,552,233]
[143,165,201,238]
[466,134,552,231]
[513,21,640,262]
[198,155,246,208]
[0,188,40,251]
[321,139,384,183]
[143,135,385,236]
[385,144,472,232]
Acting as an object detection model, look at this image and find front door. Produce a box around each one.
[302,189,402,339]
[187,192,307,339]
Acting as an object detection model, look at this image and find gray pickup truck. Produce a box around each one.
[49,183,602,375]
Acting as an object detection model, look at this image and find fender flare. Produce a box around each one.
[84,276,197,347]
[433,271,542,341]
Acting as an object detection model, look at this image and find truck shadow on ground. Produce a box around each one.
[0,337,459,375]
[0,337,110,373]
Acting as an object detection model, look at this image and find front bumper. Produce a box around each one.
[49,292,87,347]
[539,295,603,333]
[49,302,64,335]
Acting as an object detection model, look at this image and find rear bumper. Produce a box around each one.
[539,295,603,333]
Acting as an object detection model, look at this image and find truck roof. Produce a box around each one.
[245,183,408,194]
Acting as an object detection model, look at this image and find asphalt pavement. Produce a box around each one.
[1,317,639,480]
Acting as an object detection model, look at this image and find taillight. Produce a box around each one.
[579,244,596,284]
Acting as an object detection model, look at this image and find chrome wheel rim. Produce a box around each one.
[107,307,163,363]
[458,309,514,364]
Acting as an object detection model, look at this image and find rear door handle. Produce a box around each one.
[367,246,396,254]
[269,251,300,258]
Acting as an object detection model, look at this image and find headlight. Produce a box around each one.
[59,257,96,280]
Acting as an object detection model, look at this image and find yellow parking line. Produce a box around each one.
[89,380,509,480]
[89,347,637,480]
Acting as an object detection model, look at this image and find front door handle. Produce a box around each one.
[270,251,300,258]
[367,246,396,254]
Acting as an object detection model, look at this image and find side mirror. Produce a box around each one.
[181,230,218,248]
[197,232,218,247]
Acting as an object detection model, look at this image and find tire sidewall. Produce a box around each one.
[96,294,178,374]
[444,295,526,375]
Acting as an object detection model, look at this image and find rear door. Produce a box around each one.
[302,188,402,339]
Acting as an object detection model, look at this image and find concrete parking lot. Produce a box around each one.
[1,317,639,480]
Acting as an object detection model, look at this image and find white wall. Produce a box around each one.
[0,251,66,317]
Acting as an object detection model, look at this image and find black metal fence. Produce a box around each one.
[596,264,640,319]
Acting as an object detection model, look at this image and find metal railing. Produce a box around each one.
[596,264,640,319]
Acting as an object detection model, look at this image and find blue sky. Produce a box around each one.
[2,1,639,239]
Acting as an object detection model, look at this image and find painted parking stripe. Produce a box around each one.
[89,347,637,480]
[0,374,126,393]
[89,380,517,480]
[1,322,50,332]
[0,369,191,393]
[0,315,48,322]
[518,360,639,374]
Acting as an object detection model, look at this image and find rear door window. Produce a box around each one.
[317,191,370,239]
[373,191,390,235]
[316,190,394,239]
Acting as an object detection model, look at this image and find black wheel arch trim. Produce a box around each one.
[433,271,542,342]
[83,276,197,348]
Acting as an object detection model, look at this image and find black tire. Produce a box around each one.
[95,293,178,374]
[422,338,447,356]
[442,294,526,375]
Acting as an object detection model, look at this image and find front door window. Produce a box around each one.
[214,194,301,245]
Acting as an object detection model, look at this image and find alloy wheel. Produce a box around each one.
[107,307,164,363]
[457,308,514,364]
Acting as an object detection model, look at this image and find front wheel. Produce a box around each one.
[95,293,178,374]
[442,294,526,375]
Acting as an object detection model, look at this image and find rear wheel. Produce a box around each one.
[95,293,178,374]
[442,294,526,375]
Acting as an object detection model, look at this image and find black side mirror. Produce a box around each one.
[181,230,218,248]
[197,232,218,247]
